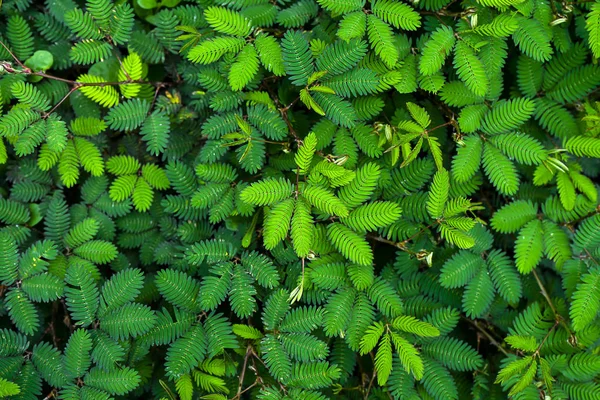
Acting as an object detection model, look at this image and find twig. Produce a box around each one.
[467,319,509,356]
[0,41,26,69]
[113,50,131,81]
[531,269,559,318]
[150,84,163,111]
[364,368,377,399]
[237,381,258,398]
[534,320,559,357]
[43,85,80,118]
[367,234,404,249]
[234,345,253,400]
[29,70,156,87]
[426,121,452,134]
[42,389,57,400]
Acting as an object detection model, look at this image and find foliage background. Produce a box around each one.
[1,0,600,398]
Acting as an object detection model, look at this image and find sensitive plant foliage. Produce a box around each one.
[0,0,600,399]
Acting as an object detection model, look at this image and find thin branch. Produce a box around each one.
[0,41,26,69]
[426,121,452,134]
[30,72,76,84]
[534,320,559,357]
[367,234,405,249]
[26,71,162,87]
[364,368,377,399]
[531,269,559,318]
[237,381,258,398]
[234,345,253,400]
[467,319,509,356]
[43,86,80,118]
[150,84,163,111]
[113,50,131,81]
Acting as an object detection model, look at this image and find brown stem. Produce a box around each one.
[30,72,75,84]
[150,84,163,111]
[0,40,26,69]
[367,234,404,249]
[234,345,253,400]
[467,319,510,356]
[113,50,131,81]
[29,71,158,87]
[364,368,377,399]
[43,86,80,118]
[531,269,558,316]
[534,320,559,357]
[426,121,452,134]
[401,222,436,245]
[531,269,575,336]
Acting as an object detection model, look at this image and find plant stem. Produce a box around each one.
[531,269,558,318]
[43,86,80,118]
[467,319,509,356]
[234,345,253,399]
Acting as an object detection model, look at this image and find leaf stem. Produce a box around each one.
[467,319,509,356]
[531,269,559,318]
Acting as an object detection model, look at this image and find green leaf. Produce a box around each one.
[85,367,141,395]
[263,199,294,250]
[481,97,536,135]
[420,25,456,76]
[440,250,483,288]
[372,0,420,30]
[0,378,20,397]
[140,111,170,156]
[255,34,285,76]
[73,240,117,264]
[359,322,385,355]
[295,132,317,173]
[229,44,260,91]
[0,232,19,285]
[462,266,495,318]
[64,329,93,379]
[390,332,424,380]
[204,6,251,37]
[490,200,538,234]
[392,315,440,337]
[341,201,401,232]
[327,223,372,266]
[317,0,364,14]
[100,303,157,340]
[311,92,357,128]
[557,171,576,211]
[487,249,522,304]
[570,267,600,332]
[281,30,314,86]
[421,358,458,399]
[338,12,366,41]
[241,178,293,206]
[422,337,483,372]
[232,324,263,339]
[367,15,399,68]
[482,142,519,196]
[453,41,488,96]
[375,333,393,385]
[24,50,54,72]
[587,1,600,59]
[514,219,544,274]
[187,37,245,64]
[165,325,207,379]
[290,198,314,258]
[6,288,39,335]
[505,335,538,352]
[426,168,449,219]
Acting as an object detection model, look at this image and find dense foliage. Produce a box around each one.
[1,0,600,398]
